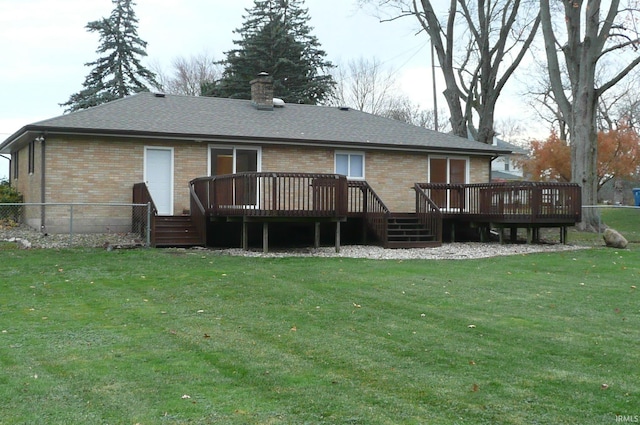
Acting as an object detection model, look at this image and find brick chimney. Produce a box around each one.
[250,72,274,111]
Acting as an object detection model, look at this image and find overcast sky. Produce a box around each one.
[0,0,536,180]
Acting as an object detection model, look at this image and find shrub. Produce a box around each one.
[0,179,23,225]
[0,179,22,203]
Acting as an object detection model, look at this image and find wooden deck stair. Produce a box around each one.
[385,213,441,248]
[154,216,204,247]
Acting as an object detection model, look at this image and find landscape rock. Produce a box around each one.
[603,228,628,249]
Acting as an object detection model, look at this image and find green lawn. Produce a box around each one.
[1,243,638,424]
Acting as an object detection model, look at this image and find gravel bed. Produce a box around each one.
[204,242,590,260]
[1,225,590,259]
[0,225,144,250]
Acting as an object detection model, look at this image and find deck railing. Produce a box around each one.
[189,183,207,245]
[348,180,391,244]
[414,183,443,242]
[190,173,348,217]
[132,183,157,246]
[416,182,581,223]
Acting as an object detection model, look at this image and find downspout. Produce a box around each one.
[38,135,46,232]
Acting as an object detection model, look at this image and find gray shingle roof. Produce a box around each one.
[1,93,510,155]
[494,137,528,155]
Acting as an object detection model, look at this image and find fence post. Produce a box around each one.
[69,204,74,245]
[146,202,152,247]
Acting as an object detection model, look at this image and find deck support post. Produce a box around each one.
[242,220,248,251]
[263,222,269,253]
[560,226,567,244]
[480,226,489,242]
[314,222,321,248]
[450,222,456,242]
[510,227,518,243]
[526,228,533,244]
[335,221,341,253]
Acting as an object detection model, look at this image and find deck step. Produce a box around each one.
[154,216,203,247]
[384,213,441,248]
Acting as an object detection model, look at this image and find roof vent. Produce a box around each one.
[273,98,285,107]
[338,106,350,111]
[154,92,166,98]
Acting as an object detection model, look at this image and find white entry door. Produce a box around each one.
[144,147,174,215]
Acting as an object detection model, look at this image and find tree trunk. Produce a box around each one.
[570,101,599,230]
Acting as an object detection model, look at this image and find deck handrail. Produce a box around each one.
[190,172,349,218]
[188,183,207,245]
[133,183,158,246]
[414,184,443,243]
[348,180,390,245]
[416,182,582,223]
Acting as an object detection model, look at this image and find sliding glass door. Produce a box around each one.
[429,157,468,210]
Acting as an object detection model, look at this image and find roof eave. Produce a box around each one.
[0,125,512,157]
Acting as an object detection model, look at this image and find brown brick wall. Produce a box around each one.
[262,145,334,173]
[44,137,209,215]
[470,156,490,183]
[11,136,493,227]
[11,141,43,227]
[260,146,491,212]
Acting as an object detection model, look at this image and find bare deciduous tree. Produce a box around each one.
[328,57,448,130]
[365,0,540,144]
[152,52,222,96]
[540,0,640,229]
[329,57,404,115]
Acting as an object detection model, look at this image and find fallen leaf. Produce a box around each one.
[601,384,609,390]
[472,383,479,392]
[181,394,191,399]
[469,360,476,365]
[468,324,476,328]
[290,326,297,332]
[353,303,361,308]
[204,333,210,338]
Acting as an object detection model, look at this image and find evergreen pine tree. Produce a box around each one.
[61,0,158,113]
[207,0,334,104]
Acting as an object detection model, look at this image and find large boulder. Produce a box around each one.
[603,228,628,249]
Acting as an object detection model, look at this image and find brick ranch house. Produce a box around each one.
[0,76,581,250]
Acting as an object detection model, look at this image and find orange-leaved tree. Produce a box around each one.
[521,125,640,191]
[520,131,571,182]
[597,122,640,190]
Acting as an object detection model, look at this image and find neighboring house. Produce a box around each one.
[490,136,528,182]
[1,75,580,249]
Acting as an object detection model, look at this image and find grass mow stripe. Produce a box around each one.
[0,238,638,424]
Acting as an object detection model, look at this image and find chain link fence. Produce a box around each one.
[0,203,152,248]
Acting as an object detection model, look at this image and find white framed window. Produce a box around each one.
[335,151,365,179]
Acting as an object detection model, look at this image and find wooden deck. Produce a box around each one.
[415,182,582,243]
[134,174,582,249]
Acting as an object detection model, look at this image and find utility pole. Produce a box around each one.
[431,40,438,132]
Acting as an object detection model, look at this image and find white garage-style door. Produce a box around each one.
[144,147,174,215]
